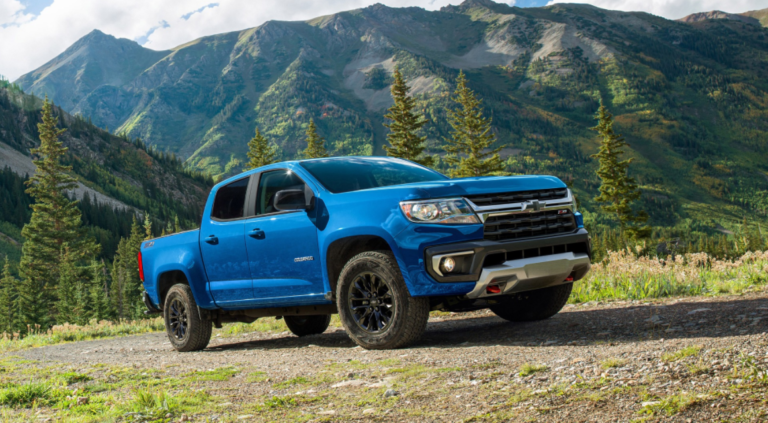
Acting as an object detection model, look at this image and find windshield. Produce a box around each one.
[300,158,448,194]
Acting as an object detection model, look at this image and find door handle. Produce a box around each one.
[248,229,265,239]
[204,235,219,245]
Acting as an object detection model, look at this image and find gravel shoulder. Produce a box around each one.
[7,290,768,422]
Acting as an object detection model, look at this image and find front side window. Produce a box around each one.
[211,178,249,220]
[300,158,447,194]
[256,170,307,215]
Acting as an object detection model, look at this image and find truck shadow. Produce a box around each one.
[208,295,768,351]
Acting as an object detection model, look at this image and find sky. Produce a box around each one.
[1,0,767,82]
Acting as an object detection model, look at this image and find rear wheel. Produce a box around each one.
[336,251,429,350]
[284,315,331,337]
[490,283,573,322]
[163,284,212,352]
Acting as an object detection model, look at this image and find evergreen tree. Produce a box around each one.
[143,214,153,240]
[18,97,98,329]
[383,67,434,167]
[16,275,47,336]
[302,119,329,159]
[590,103,649,240]
[110,218,145,321]
[89,260,111,322]
[174,215,181,234]
[0,258,16,338]
[443,72,504,178]
[245,128,278,170]
[56,245,77,323]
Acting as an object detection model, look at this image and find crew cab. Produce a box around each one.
[139,157,591,351]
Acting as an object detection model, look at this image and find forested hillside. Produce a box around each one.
[0,82,213,262]
[14,0,768,235]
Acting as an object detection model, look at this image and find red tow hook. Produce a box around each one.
[486,285,502,294]
[565,276,574,282]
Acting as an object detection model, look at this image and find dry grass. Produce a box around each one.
[571,250,768,303]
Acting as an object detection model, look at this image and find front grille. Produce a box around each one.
[484,210,577,241]
[506,241,589,261]
[466,188,568,207]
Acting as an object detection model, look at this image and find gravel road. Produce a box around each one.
[17,291,768,422]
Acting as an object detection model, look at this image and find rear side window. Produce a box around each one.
[211,178,249,220]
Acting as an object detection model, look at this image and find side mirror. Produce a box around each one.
[274,189,309,211]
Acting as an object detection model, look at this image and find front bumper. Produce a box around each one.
[465,251,590,299]
[423,229,591,298]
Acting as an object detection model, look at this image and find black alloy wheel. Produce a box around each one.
[168,298,188,341]
[348,271,395,334]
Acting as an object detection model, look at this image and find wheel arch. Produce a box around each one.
[325,235,395,296]
[156,269,190,308]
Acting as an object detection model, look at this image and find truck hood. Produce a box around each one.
[410,175,566,199]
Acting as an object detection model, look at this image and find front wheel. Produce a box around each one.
[336,251,429,350]
[284,315,331,337]
[163,284,212,352]
[490,283,573,322]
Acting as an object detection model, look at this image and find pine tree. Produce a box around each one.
[16,275,47,336]
[89,260,111,322]
[245,128,278,170]
[383,67,434,167]
[110,238,128,321]
[143,213,153,240]
[18,97,98,329]
[0,258,17,338]
[174,215,181,234]
[443,71,504,178]
[302,119,329,159]
[590,103,649,240]
[56,245,77,323]
[110,218,145,321]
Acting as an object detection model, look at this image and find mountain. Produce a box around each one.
[0,83,213,261]
[679,8,768,27]
[14,0,768,233]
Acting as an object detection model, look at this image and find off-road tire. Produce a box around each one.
[164,284,212,352]
[337,251,429,350]
[490,283,573,322]
[284,315,331,337]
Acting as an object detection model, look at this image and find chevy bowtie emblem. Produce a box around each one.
[526,200,541,212]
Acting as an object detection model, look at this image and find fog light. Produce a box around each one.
[441,257,456,273]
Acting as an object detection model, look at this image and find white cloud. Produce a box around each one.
[546,0,768,20]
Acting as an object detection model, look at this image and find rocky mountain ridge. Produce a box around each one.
[13,0,768,231]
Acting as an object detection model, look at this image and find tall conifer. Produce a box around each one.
[245,128,278,170]
[143,214,153,240]
[591,103,649,239]
[383,67,434,167]
[302,119,329,159]
[18,97,97,330]
[0,258,16,338]
[443,72,504,178]
[89,260,111,322]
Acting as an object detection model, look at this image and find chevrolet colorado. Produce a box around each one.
[139,157,591,351]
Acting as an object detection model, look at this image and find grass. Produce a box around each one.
[518,363,548,377]
[639,392,710,416]
[0,319,164,353]
[0,382,55,407]
[662,345,702,363]
[601,358,627,369]
[183,366,239,382]
[571,250,768,303]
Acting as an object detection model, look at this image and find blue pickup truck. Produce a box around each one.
[139,157,591,351]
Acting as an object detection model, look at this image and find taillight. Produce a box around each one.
[138,251,145,282]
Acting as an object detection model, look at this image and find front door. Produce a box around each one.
[199,177,255,305]
[244,169,325,305]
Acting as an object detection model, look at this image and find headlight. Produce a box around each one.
[400,198,480,224]
[568,189,578,213]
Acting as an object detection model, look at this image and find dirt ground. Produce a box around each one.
[11,290,768,422]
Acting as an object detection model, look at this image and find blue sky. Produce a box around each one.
[2,0,768,81]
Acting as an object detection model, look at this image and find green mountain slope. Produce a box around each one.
[0,83,213,261]
[14,0,768,232]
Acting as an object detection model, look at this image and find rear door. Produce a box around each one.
[199,176,256,305]
[244,169,325,305]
